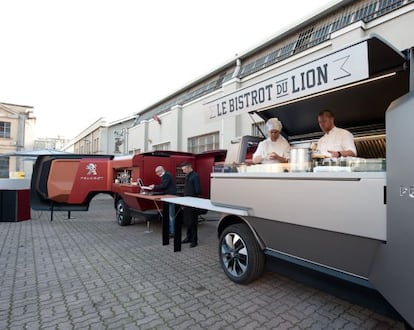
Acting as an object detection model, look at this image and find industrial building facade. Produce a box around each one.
[66,0,414,156]
[0,103,36,178]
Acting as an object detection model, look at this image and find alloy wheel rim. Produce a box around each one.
[117,203,124,222]
[221,232,248,277]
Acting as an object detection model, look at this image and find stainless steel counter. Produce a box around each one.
[211,171,386,180]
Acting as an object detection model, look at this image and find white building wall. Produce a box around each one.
[179,97,223,151]
[106,119,135,155]
[0,104,36,178]
[196,5,414,152]
[67,1,414,156]
[146,109,180,150]
[128,122,146,153]
[365,4,414,50]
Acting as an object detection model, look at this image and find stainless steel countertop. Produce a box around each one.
[211,171,386,180]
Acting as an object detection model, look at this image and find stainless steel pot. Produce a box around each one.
[290,147,312,172]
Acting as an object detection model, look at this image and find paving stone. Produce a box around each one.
[0,195,406,329]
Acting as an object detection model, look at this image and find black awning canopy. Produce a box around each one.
[256,36,409,141]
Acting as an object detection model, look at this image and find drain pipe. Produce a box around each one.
[232,58,241,79]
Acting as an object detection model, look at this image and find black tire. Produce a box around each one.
[219,223,265,284]
[116,199,132,226]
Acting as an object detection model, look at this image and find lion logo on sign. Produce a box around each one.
[86,163,97,175]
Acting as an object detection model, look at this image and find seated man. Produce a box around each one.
[149,166,176,237]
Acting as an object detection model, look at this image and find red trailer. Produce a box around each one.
[30,150,226,225]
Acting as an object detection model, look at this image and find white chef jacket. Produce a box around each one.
[317,126,357,157]
[253,136,291,163]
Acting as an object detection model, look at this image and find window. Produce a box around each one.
[84,140,91,153]
[265,50,279,66]
[378,0,404,14]
[0,157,9,178]
[294,27,314,54]
[310,24,332,46]
[278,41,296,60]
[93,137,100,153]
[353,2,377,22]
[153,142,170,151]
[0,121,11,138]
[252,121,265,137]
[188,132,219,153]
[129,148,141,155]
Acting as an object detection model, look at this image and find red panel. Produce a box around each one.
[196,157,215,198]
[140,155,195,188]
[67,158,113,204]
[17,189,31,221]
[196,151,226,198]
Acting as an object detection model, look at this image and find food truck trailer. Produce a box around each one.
[30,149,226,225]
[29,35,413,326]
[163,35,414,327]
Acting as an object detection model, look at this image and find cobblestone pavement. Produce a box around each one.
[0,195,405,329]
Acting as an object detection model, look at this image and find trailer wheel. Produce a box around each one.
[219,223,265,284]
[116,199,131,226]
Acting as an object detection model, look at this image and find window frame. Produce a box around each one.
[0,121,11,139]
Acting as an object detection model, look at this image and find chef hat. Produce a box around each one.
[265,118,282,132]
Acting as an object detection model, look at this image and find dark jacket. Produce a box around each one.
[184,170,201,197]
[154,171,176,195]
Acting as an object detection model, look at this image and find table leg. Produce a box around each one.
[174,206,182,252]
[162,202,170,245]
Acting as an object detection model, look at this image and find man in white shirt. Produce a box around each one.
[253,118,290,164]
[317,110,357,158]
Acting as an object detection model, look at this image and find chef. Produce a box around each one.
[316,110,357,158]
[252,118,290,164]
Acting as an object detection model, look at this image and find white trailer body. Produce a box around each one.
[164,36,414,327]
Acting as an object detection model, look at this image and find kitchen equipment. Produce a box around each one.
[351,158,386,172]
[290,147,312,172]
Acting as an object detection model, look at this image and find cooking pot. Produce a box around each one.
[290,147,312,172]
